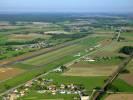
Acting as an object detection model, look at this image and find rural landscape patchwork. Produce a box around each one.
[0,0,133,100]
[0,13,133,100]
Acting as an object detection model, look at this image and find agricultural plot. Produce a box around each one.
[24,44,84,66]
[63,61,118,76]
[105,94,133,100]
[8,33,51,41]
[0,67,24,81]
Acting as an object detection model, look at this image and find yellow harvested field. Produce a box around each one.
[105,94,133,100]
[63,62,117,76]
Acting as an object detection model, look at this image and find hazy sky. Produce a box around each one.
[0,0,133,13]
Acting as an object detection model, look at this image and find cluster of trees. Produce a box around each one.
[0,38,45,45]
[0,28,27,32]
[119,46,133,55]
[51,32,92,40]
[3,41,36,45]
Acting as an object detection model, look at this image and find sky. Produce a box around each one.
[0,0,133,13]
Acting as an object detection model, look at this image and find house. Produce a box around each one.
[94,44,101,48]
[48,85,56,90]
[13,89,18,93]
[24,81,33,87]
[80,96,90,100]
[74,53,81,57]
[24,88,29,91]
[37,90,46,94]
[60,90,66,94]
[89,48,94,51]
[54,67,63,72]
[67,91,71,94]
[86,59,95,62]
[9,93,17,100]
[84,57,95,62]
[20,91,25,96]
[51,90,56,95]
[60,84,65,89]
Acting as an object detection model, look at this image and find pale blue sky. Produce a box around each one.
[0,0,133,13]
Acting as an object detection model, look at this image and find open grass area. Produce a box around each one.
[18,91,77,100]
[45,73,106,91]
[24,44,83,66]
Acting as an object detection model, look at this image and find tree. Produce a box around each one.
[119,46,133,55]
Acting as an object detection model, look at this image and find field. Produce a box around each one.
[105,94,133,100]
[120,74,133,86]
[24,44,83,66]
[63,61,118,76]
[8,33,51,41]
[0,67,24,81]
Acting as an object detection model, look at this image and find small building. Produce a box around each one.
[74,53,81,57]
[24,81,33,87]
[60,84,65,89]
[54,68,63,72]
[60,90,66,94]
[89,48,94,51]
[80,96,90,100]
